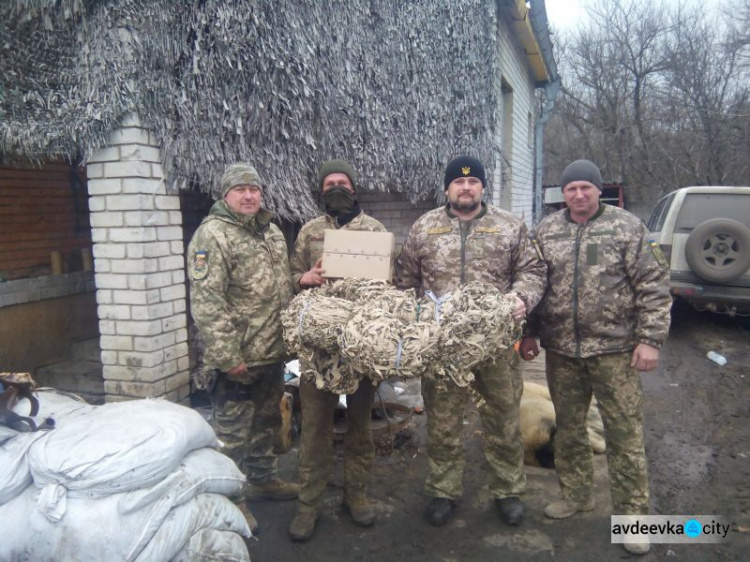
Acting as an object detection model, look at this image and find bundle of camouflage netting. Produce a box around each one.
[338,306,441,382]
[282,279,521,392]
[435,283,522,387]
[319,278,390,301]
[321,279,421,324]
[282,295,354,354]
[299,348,360,395]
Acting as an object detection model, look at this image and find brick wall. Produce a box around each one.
[358,190,438,250]
[87,114,190,404]
[0,162,91,278]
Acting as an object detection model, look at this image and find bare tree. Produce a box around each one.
[661,3,750,186]
[545,0,750,215]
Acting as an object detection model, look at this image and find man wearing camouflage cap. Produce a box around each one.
[520,159,671,555]
[287,159,387,542]
[187,163,299,532]
[395,155,547,528]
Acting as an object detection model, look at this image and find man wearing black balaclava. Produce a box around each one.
[287,160,389,542]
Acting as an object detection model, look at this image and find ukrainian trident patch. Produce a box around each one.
[191,250,209,280]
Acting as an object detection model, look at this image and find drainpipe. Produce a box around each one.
[534,80,560,224]
[529,1,561,225]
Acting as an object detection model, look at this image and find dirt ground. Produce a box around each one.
[248,301,749,561]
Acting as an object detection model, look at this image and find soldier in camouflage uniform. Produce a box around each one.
[287,160,388,542]
[187,164,299,531]
[520,159,671,556]
[395,155,547,528]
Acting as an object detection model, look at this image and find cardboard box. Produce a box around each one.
[322,229,395,280]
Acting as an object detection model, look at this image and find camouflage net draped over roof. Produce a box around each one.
[1,0,498,221]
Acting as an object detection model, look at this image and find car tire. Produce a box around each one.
[685,218,750,282]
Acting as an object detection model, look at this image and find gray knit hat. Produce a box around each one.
[560,159,603,191]
[316,159,357,192]
[215,164,263,200]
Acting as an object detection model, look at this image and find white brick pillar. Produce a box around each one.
[86,114,190,404]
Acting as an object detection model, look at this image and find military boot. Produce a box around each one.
[424,497,456,526]
[289,511,318,542]
[245,477,300,501]
[543,497,595,519]
[495,496,525,526]
[343,487,375,527]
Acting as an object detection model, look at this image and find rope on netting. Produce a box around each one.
[338,305,441,382]
[282,293,354,355]
[423,290,451,324]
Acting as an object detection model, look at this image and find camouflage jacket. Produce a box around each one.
[187,200,293,374]
[394,203,547,310]
[529,204,671,358]
[289,211,387,291]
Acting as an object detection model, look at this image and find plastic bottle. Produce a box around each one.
[706,351,727,366]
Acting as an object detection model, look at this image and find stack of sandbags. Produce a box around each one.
[0,390,251,562]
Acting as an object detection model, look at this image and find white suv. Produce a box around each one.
[647,186,750,316]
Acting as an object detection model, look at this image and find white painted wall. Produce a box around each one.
[492,14,538,227]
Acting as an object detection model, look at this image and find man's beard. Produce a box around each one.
[451,199,480,212]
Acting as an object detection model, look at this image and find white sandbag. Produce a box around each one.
[2,390,92,507]
[0,484,250,562]
[0,430,47,505]
[119,447,245,514]
[28,399,218,520]
[118,448,246,558]
[134,493,251,562]
[15,388,95,422]
[172,528,251,562]
[0,425,18,445]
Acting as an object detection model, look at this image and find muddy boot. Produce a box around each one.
[343,487,375,527]
[289,511,318,542]
[495,497,525,526]
[245,477,300,501]
[543,498,595,519]
[424,497,455,527]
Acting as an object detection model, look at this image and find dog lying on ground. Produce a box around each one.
[520,381,606,468]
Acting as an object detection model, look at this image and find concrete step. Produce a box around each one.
[35,359,104,405]
[70,338,102,362]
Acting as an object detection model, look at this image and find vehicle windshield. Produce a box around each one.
[647,192,675,233]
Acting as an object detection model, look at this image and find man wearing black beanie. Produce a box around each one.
[519,159,672,556]
[395,155,547,528]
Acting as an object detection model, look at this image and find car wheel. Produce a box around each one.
[685,218,750,282]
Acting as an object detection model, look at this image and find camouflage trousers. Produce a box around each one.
[422,347,525,500]
[297,373,376,514]
[210,361,285,484]
[546,350,649,515]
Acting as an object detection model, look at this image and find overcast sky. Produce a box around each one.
[545,0,587,31]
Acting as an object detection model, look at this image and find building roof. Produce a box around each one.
[0,0,554,221]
